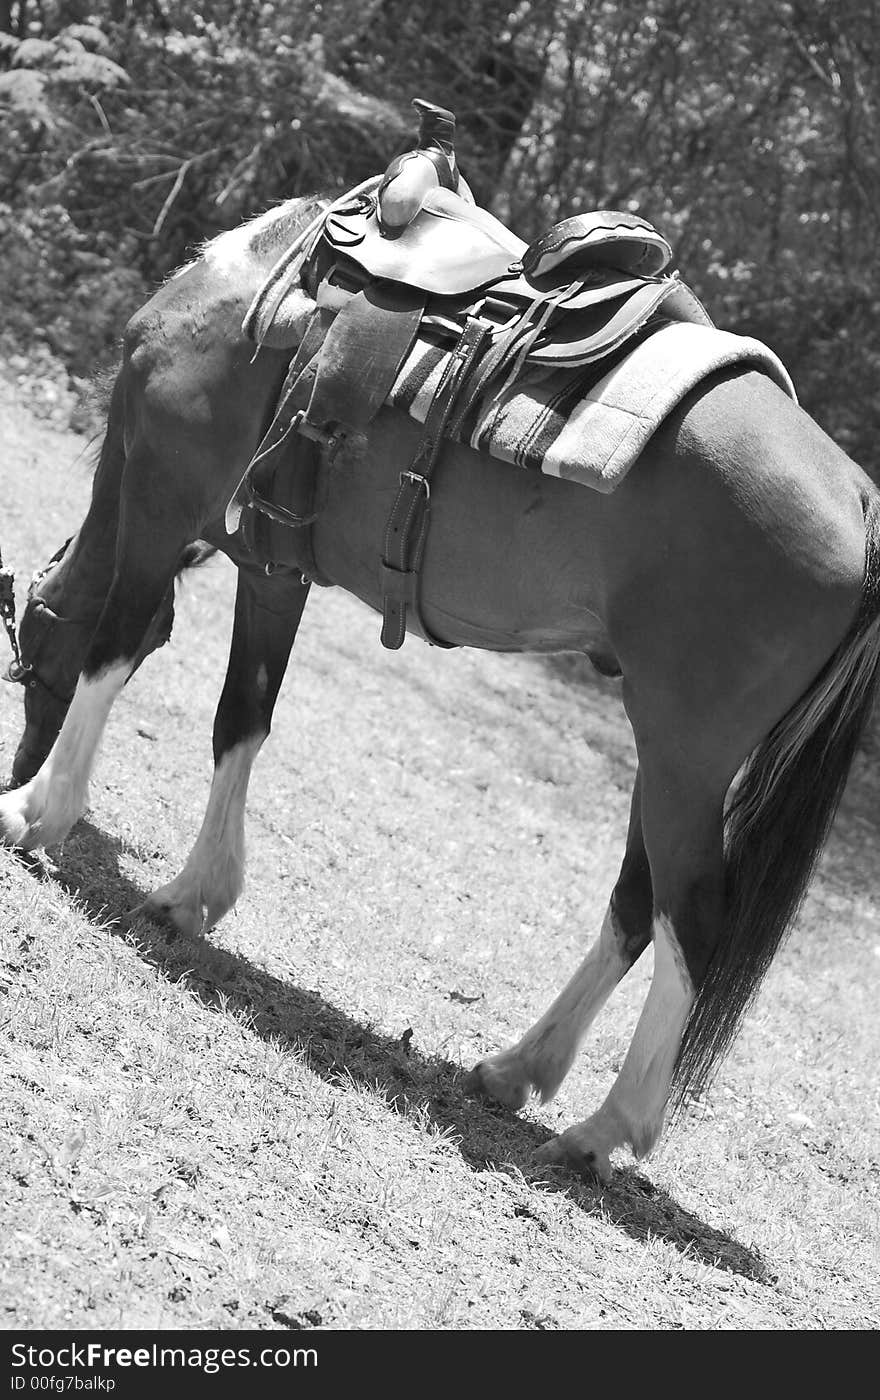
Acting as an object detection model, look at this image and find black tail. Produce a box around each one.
[673,490,880,1105]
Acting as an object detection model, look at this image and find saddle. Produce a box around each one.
[231,100,712,650]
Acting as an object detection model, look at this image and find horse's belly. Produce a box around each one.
[312,410,612,654]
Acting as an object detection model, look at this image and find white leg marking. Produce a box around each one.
[139,734,264,937]
[470,905,630,1109]
[536,914,694,1180]
[0,663,129,850]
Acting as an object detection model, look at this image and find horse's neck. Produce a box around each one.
[248,198,327,264]
[206,198,327,279]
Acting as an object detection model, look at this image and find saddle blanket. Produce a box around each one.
[387,320,797,492]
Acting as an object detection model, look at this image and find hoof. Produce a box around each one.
[0,773,83,852]
[0,786,56,851]
[464,1057,531,1112]
[533,1134,612,1184]
[0,796,31,848]
[133,890,206,940]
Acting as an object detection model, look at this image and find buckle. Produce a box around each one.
[399,470,429,500]
[5,658,32,685]
[292,411,338,447]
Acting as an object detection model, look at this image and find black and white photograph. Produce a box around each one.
[0,0,877,1347]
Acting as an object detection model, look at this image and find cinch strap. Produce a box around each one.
[380,316,490,649]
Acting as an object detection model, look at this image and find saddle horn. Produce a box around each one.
[378,98,473,235]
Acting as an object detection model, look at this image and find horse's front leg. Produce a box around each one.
[0,449,194,851]
[10,384,127,785]
[138,566,310,937]
[467,774,653,1126]
[11,375,190,787]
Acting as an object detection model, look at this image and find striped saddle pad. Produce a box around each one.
[386,318,796,492]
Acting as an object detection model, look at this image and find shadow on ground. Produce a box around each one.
[25,818,772,1287]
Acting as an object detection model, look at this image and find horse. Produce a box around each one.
[2,192,879,1183]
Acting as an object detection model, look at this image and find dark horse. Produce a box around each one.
[3,195,879,1181]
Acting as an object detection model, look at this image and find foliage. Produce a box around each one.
[498,0,880,468]
[1,0,878,473]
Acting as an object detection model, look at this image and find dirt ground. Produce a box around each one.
[1,369,878,1331]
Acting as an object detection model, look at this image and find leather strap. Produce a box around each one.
[225,309,330,533]
[380,315,490,649]
[447,286,575,436]
[227,326,327,580]
[299,282,425,438]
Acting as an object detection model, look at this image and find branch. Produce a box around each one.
[151,157,192,236]
[782,24,841,93]
[214,141,262,207]
[89,94,111,135]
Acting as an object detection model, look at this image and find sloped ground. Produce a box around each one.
[1,372,878,1330]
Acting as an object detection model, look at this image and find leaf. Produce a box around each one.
[10,38,56,70]
[60,25,112,58]
[211,1221,232,1252]
[56,1126,86,1168]
[84,1181,115,1201]
[161,1234,207,1264]
[0,69,53,127]
[52,53,129,90]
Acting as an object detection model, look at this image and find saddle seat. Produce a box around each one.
[314,187,676,299]
[319,186,527,298]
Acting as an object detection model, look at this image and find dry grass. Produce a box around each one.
[1,373,878,1331]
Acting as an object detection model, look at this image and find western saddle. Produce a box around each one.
[231,99,711,650]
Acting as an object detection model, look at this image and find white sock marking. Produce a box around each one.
[3,663,129,849]
[146,734,264,933]
[600,914,694,1157]
[475,904,631,1107]
[517,906,631,1098]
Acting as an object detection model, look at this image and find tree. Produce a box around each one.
[0,0,877,474]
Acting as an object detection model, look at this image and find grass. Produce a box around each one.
[1,372,878,1330]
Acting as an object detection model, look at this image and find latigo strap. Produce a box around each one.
[380,317,490,649]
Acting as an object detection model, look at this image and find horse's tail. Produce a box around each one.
[673,488,880,1106]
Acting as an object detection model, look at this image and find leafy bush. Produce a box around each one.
[0,1,877,472]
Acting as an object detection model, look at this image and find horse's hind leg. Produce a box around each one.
[138,566,310,937]
[0,444,197,851]
[535,751,724,1181]
[467,773,653,1110]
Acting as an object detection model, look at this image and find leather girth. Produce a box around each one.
[380,316,490,649]
[235,354,326,582]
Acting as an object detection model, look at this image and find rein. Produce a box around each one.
[1,539,81,705]
[0,541,24,675]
